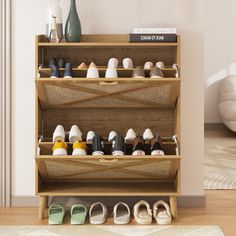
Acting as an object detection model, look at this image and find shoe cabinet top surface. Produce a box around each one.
[36,34,179,47]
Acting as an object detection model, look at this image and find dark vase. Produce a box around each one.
[65,0,82,42]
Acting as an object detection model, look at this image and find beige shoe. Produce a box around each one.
[156,61,165,69]
[133,200,152,224]
[173,63,179,78]
[78,62,87,69]
[113,202,130,225]
[150,67,164,78]
[132,67,145,78]
[89,202,107,225]
[153,200,171,225]
[144,61,154,70]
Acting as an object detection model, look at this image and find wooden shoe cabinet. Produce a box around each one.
[35,34,181,221]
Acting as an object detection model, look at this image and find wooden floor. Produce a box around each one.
[204,124,236,189]
[0,190,234,235]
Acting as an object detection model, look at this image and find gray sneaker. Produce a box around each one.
[132,66,145,78]
[150,67,164,78]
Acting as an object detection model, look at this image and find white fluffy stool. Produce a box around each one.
[219,75,236,131]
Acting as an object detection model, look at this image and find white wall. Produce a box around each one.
[205,0,236,123]
[12,0,204,197]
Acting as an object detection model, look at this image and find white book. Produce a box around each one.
[133,28,177,34]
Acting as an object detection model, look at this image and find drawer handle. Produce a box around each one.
[99,159,119,163]
[99,81,119,86]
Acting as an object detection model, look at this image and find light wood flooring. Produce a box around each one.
[205,124,236,189]
[0,190,235,235]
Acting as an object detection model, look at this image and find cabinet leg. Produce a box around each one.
[169,196,177,219]
[38,196,48,220]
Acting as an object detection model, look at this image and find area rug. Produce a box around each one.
[204,127,236,189]
[0,226,224,236]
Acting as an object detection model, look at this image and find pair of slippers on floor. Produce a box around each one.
[48,203,87,225]
[48,202,130,225]
[134,200,172,225]
[48,200,171,225]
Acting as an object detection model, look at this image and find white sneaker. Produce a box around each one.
[86,131,96,143]
[69,125,82,142]
[108,58,119,69]
[125,128,137,142]
[143,128,154,142]
[108,131,118,142]
[87,62,99,78]
[52,141,68,156]
[53,125,65,143]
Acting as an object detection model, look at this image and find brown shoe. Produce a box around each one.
[132,135,146,156]
[132,67,145,78]
[150,67,164,78]
[150,134,165,156]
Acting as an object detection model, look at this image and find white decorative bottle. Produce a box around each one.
[46,0,63,40]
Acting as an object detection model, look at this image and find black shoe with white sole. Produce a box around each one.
[111,134,125,156]
[132,135,146,156]
[150,135,165,156]
[92,135,104,156]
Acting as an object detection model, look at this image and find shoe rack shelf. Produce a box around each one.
[35,34,181,221]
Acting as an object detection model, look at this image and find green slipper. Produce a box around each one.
[48,203,66,225]
[71,204,87,225]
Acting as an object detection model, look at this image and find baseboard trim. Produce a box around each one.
[204,123,223,129]
[11,195,205,208]
[11,196,39,207]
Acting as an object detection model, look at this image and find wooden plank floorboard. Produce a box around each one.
[0,190,235,235]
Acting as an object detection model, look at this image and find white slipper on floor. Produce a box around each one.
[89,202,107,225]
[133,200,152,225]
[113,202,130,225]
[153,200,172,225]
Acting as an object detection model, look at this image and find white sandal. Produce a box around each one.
[153,200,172,225]
[133,200,152,225]
[113,202,130,225]
[89,202,107,225]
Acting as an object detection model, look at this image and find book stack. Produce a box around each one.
[129,28,177,43]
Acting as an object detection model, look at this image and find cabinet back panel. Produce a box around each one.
[41,108,175,139]
[39,47,177,67]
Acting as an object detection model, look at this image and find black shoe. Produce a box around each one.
[50,64,60,78]
[132,135,146,156]
[92,135,104,156]
[58,58,66,68]
[64,63,73,78]
[111,134,125,156]
[150,135,165,156]
[49,57,57,67]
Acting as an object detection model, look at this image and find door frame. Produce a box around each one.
[0,0,11,207]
